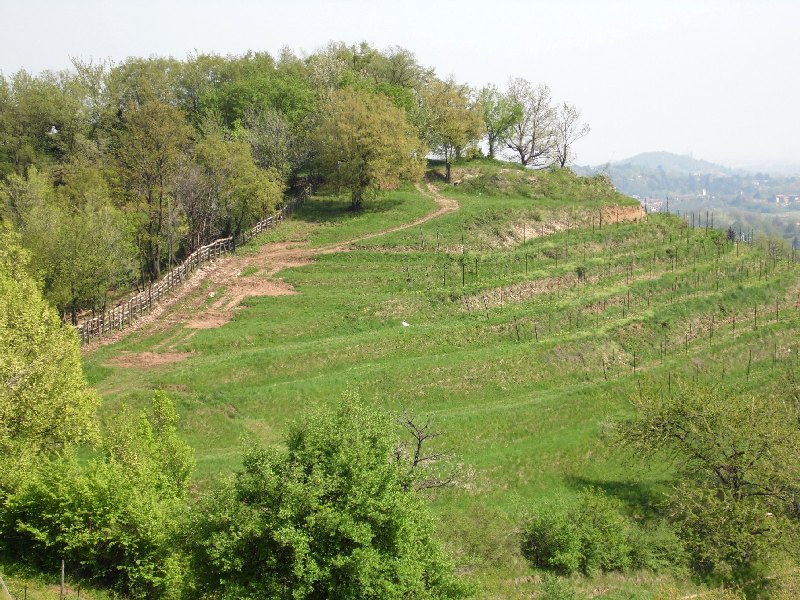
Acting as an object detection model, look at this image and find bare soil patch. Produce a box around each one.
[601,204,646,224]
[108,351,194,368]
[85,183,457,351]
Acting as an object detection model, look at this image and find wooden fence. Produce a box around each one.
[76,193,306,344]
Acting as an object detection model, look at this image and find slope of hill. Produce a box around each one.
[612,151,733,175]
[80,159,800,598]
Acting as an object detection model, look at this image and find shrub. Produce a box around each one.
[184,395,472,599]
[540,573,581,600]
[628,521,688,574]
[522,509,582,575]
[1,393,192,598]
[522,488,685,577]
[3,456,185,598]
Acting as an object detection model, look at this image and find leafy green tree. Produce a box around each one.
[104,57,182,117]
[2,392,193,598]
[115,99,192,279]
[185,395,471,599]
[617,382,800,579]
[0,226,98,486]
[1,70,87,173]
[477,84,522,159]
[313,89,425,210]
[212,64,316,129]
[422,78,484,183]
[1,166,135,322]
[242,106,306,178]
[373,46,431,89]
[175,53,230,126]
[0,77,14,177]
[194,126,284,239]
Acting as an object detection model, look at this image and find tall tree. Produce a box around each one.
[243,106,307,177]
[2,164,135,322]
[0,77,14,177]
[194,125,284,240]
[2,70,86,173]
[503,78,556,168]
[0,226,99,483]
[422,78,484,182]
[313,89,425,210]
[617,382,800,578]
[477,84,522,159]
[553,101,590,168]
[115,99,192,280]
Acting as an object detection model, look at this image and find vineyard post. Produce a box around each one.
[746,349,753,381]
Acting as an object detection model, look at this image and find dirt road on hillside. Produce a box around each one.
[86,182,458,353]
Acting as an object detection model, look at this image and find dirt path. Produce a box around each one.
[86,182,458,353]
[324,182,458,252]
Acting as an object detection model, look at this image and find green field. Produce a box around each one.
[83,160,800,598]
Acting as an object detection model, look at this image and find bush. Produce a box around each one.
[3,456,185,598]
[628,521,688,574]
[539,573,581,599]
[184,395,471,599]
[522,508,583,575]
[0,393,192,598]
[522,488,685,577]
[576,489,632,574]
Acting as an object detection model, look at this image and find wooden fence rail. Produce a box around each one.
[75,192,306,345]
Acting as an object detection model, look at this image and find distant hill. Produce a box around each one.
[612,151,732,175]
[573,151,800,244]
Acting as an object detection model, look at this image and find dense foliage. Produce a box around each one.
[617,382,800,581]
[0,43,588,321]
[313,89,425,209]
[521,488,686,577]
[185,396,471,599]
[0,268,470,597]
[0,227,98,477]
[1,393,193,597]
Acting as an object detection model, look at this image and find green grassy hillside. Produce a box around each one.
[82,159,800,598]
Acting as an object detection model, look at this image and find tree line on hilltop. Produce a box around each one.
[0,42,589,323]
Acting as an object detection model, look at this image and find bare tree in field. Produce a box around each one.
[394,413,469,491]
[553,101,590,168]
[503,78,556,168]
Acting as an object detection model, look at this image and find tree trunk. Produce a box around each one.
[351,188,364,211]
[445,161,451,183]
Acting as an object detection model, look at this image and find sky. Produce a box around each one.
[2,0,798,169]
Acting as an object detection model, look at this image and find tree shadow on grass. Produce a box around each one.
[292,195,406,225]
[564,474,670,520]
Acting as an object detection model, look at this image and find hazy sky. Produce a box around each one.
[2,0,798,167]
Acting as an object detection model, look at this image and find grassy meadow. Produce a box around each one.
[83,160,800,598]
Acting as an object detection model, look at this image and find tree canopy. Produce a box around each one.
[186,396,471,599]
[0,226,98,475]
[0,45,590,308]
[422,78,484,183]
[617,382,800,578]
[313,88,425,209]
